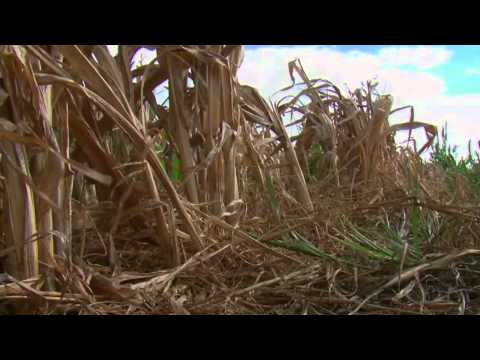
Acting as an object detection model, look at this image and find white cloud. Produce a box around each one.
[238,46,446,103]
[106,45,157,68]
[410,95,480,156]
[378,46,453,70]
[377,68,446,103]
[238,45,479,158]
[238,46,383,99]
[102,45,477,158]
[107,45,118,56]
[131,48,157,68]
[464,67,480,76]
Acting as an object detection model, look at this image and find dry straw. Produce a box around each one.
[0,45,479,315]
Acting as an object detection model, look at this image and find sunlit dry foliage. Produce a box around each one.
[0,45,478,315]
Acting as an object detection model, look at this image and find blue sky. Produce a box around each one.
[108,45,480,158]
[428,46,480,95]
[245,45,480,96]
[239,45,480,157]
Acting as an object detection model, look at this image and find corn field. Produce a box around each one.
[0,45,479,315]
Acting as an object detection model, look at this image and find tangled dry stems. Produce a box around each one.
[0,45,479,315]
